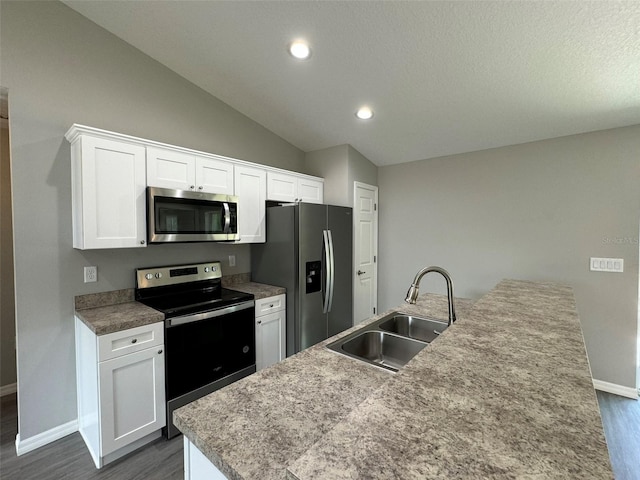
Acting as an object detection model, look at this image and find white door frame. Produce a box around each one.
[352,181,378,324]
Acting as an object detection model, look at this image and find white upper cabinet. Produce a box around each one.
[147,146,234,195]
[66,125,325,249]
[68,131,147,249]
[267,172,323,204]
[146,147,194,191]
[195,157,234,194]
[234,165,266,243]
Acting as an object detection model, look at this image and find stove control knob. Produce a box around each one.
[204,267,210,273]
[155,273,162,279]
[212,266,217,272]
[145,273,153,280]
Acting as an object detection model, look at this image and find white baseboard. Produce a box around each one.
[15,419,78,456]
[0,383,17,397]
[593,379,639,400]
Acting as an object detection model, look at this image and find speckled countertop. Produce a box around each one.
[226,282,286,300]
[174,279,612,480]
[74,279,285,335]
[74,289,164,335]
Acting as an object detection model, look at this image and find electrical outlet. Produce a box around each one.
[590,257,623,273]
[228,255,236,267]
[84,266,98,283]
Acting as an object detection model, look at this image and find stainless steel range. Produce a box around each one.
[135,261,255,438]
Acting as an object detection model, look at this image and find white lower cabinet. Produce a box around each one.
[75,319,166,468]
[255,294,286,371]
[184,437,228,480]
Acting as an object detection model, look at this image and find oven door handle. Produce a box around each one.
[223,202,231,233]
[166,300,254,327]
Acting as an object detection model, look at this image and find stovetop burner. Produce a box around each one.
[139,287,253,317]
[134,261,254,318]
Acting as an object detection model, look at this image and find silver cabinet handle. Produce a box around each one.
[257,320,262,324]
[357,270,365,276]
[140,240,145,245]
[190,185,195,190]
[198,186,203,190]
[131,338,137,344]
[158,349,163,354]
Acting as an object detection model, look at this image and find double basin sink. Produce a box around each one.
[326,312,449,372]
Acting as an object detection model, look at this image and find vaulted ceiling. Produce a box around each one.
[63,1,640,166]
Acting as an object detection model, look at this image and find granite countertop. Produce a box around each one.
[74,279,285,335]
[174,280,612,479]
[227,282,286,300]
[74,289,164,335]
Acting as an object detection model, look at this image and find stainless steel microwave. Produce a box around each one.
[147,187,239,243]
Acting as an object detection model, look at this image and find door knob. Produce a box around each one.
[357,270,365,276]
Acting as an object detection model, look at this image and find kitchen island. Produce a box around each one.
[174,279,612,479]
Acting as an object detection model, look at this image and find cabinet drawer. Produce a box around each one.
[98,322,164,362]
[255,294,285,316]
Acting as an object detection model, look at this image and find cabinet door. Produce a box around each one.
[266,172,297,202]
[234,165,266,243]
[256,309,286,371]
[74,136,147,249]
[147,147,195,191]
[195,157,234,194]
[297,177,324,204]
[99,346,166,456]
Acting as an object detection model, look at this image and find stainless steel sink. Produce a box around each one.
[327,330,427,372]
[326,310,449,372]
[377,314,448,343]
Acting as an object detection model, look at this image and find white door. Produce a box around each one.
[195,157,234,194]
[234,165,266,243]
[353,182,378,324]
[256,310,286,371]
[146,147,195,190]
[98,347,165,456]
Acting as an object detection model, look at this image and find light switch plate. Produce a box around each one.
[590,257,623,273]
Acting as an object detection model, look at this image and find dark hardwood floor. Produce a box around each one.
[0,393,183,479]
[597,390,640,480]
[1,391,638,479]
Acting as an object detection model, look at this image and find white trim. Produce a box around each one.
[15,419,78,456]
[593,379,638,399]
[0,382,17,397]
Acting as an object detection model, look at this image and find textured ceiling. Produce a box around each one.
[62,1,640,166]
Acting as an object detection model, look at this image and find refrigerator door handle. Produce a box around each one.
[322,230,331,313]
[327,229,335,312]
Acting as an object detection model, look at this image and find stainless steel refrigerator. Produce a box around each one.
[251,203,353,356]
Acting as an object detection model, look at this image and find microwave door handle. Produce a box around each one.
[222,202,231,233]
[322,230,331,314]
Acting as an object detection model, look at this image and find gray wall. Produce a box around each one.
[347,145,378,193]
[1,120,17,390]
[306,144,378,207]
[1,1,305,441]
[306,145,350,206]
[378,125,640,389]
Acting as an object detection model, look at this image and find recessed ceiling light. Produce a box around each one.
[356,106,374,120]
[288,41,311,60]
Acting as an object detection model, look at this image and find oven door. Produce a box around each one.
[147,187,238,243]
[164,301,255,401]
